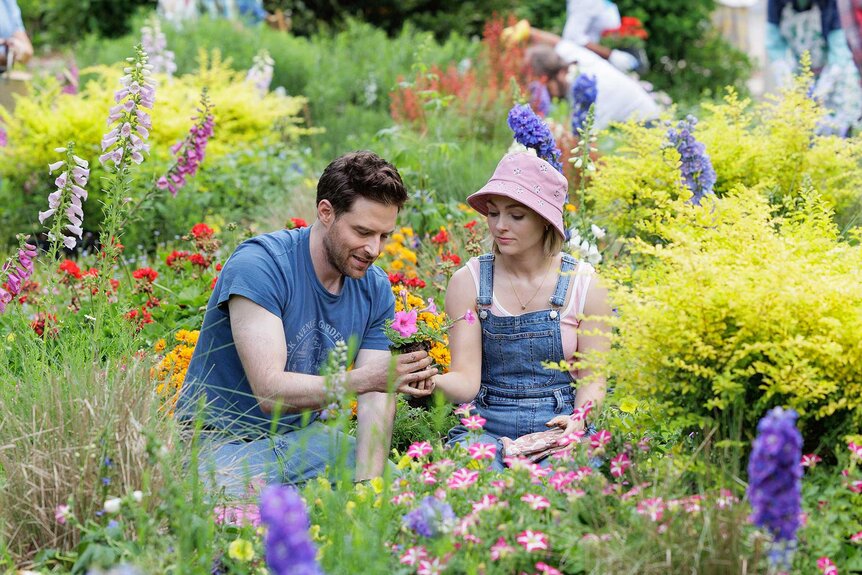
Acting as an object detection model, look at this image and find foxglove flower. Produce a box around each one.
[0,240,38,313]
[403,496,456,537]
[100,45,156,172]
[571,74,597,134]
[507,104,563,173]
[260,485,323,575]
[141,18,177,77]
[664,115,716,205]
[747,407,803,571]
[156,89,215,197]
[40,145,90,251]
[246,49,275,97]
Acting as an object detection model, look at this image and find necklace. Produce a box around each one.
[502,256,555,311]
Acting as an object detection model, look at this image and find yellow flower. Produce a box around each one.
[6,332,15,343]
[618,397,639,414]
[391,232,405,244]
[396,454,413,470]
[345,501,356,514]
[309,524,323,541]
[154,338,166,352]
[400,226,414,236]
[429,343,451,369]
[390,259,405,271]
[369,476,384,495]
[228,538,255,562]
[565,203,576,212]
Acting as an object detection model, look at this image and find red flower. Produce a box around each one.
[124,307,153,331]
[464,220,477,230]
[30,312,58,338]
[288,217,308,229]
[431,228,449,245]
[442,252,461,265]
[210,276,218,290]
[144,297,161,308]
[189,253,210,268]
[166,250,190,267]
[388,272,405,285]
[58,259,82,279]
[405,277,426,288]
[191,223,214,239]
[215,262,223,271]
[132,267,159,282]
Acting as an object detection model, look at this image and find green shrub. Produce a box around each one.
[601,186,862,450]
[19,0,153,48]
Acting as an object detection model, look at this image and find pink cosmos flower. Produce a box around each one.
[468,442,497,460]
[407,441,433,458]
[850,531,862,543]
[801,453,822,468]
[536,562,562,575]
[471,494,499,513]
[610,452,631,478]
[454,402,475,417]
[54,504,70,525]
[399,546,428,566]
[392,309,418,338]
[817,557,838,575]
[417,557,446,575]
[490,537,514,561]
[447,468,479,490]
[461,414,486,431]
[521,493,551,510]
[516,530,549,552]
[636,498,665,522]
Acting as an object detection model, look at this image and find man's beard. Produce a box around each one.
[322,226,369,279]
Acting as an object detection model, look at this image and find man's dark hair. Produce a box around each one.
[316,151,407,216]
[525,45,567,78]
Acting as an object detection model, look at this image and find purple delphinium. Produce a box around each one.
[260,485,323,575]
[571,73,597,134]
[665,115,716,205]
[100,45,155,172]
[507,104,563,173]
[39,145,90,250]
[157,89,215,197]
[747,407,803,570]
[403,496,456,538]
[528,81,551,117]
[0,240,37,313]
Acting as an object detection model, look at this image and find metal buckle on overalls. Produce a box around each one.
[549,310,558,319]
[479,309,488,320]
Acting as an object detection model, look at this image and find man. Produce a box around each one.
[179,151,437,495]
[0,0,32,69]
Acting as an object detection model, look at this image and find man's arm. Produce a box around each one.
[352,348,397,480]
[229,295,437,414]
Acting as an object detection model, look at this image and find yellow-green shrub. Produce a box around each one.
[601,185,862,447]
[0,50,314,240]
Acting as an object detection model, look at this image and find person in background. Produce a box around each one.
[837,0,862,79]
[0,0,32,69]
[766,0,862,135]
[561,0,640,71]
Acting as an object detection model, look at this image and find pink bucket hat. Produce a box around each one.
[467,152,569,240]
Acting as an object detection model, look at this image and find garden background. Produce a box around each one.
[0,1,860,574]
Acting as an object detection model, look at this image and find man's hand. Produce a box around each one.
[608,49,638,72]
[354,350,437,396]
[501,19,531,46]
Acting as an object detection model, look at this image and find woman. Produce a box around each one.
[431,152,612,470]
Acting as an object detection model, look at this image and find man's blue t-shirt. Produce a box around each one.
[179,226,394,436]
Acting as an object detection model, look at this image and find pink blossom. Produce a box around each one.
[571,400,594,421]
[516,530,549,552]
[407,441,433,458]
[447,468,479,490]
[468,442,497,460]
[421,470,437,485]
[399,546,428,566]
[589,429,612,455]
[391,492,415,506]
[490,537,514,560]
[392,309,418,338]
[417,557,446,575]
[817,557,838,575]
[158,89,215,196]
[520,493,551,510]
[801,453,822,468]
[471,494,499,513]
[849,441,862,461]
[536,562,562,575]
[573,466,593,481]
[850,531,862,543]
[849,480,862,494]
[549,471,576,491]
[54,504,70,525]
[716,488,738,509]
[464,309,476,325]
[610,452,631,478]
[620,482,651,502]
[636,497,665,522]
[213,502,261,527]
[557,429,585,447]
[454,402,474,417]
[461,414,486,431]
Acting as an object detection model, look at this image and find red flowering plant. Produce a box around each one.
[600,16,648,51]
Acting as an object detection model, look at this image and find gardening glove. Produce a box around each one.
[501,19,531,46]
[608,49,639,72]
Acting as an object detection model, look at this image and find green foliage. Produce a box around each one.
[19,0,153,47]
[0,51,311,247]
[602,187,862,449]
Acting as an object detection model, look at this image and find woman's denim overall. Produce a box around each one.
[448,253,578,470]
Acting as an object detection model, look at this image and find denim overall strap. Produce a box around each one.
[476,253,495,307]
[549,253,577,308]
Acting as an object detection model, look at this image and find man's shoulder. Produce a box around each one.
[230,228,306,265]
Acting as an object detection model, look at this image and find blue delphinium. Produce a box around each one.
[571,73,597,134]
[507,104,563,173]
[528,81,552,118]
[403,496,456,537]
[746,407,803,571]
[665,115,717,205]
[260,485,323,575]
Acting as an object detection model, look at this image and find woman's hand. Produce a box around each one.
[545,414,585,446]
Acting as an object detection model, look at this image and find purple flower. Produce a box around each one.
[157,89,215,197]
[403,496,456,538]
[41,146,90,250]
[0,240,38,313]
[260,485,323,575]
[528,81,551,117]
[747,407,803,569]
[571,74,597,134]
[141,18,177,77]
[100,45,155,172]
[246,49,275,97]
[665,115,716,205]
[507,104,563,173]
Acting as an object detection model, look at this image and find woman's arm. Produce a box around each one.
[432,266,483,404]
[574,275,613,411]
